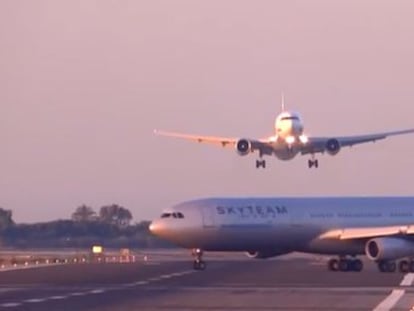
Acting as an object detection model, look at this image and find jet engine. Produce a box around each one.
[236,139,251,156]
[325,138,341,155]
[365,237,414,261]
[245,250,288,259]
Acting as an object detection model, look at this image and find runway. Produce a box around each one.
[0,251,413,311]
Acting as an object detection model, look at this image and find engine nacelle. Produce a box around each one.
[236,138,251,156]
[245,250,288,259]
[365,237,414,261]
[325,138,341,155]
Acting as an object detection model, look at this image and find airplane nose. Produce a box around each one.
[149,220,161,235]
[149,221,157,233]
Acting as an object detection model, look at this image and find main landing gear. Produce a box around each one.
[377,259,414,273]
[308,155,318,169]
[192,248,206,271]
[328,257,363,272]
[256,159,266,169]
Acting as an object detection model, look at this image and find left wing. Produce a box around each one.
[319,225,414,240]
[301,128,414,155]
[154,130,237,148]
[153,130,275,155]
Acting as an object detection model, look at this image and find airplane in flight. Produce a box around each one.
[154,109,414,169]
[150,196,414,272]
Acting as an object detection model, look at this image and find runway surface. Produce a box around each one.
[0,251,413,311]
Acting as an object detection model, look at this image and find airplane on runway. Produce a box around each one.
[154,108,414,169]
[150,196,414,272]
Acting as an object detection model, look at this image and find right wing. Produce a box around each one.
[154,130,275,155]
[301,128,414,155]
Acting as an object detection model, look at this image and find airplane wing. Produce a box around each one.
[154,130,275,155]
[319,225,414,240]
[301,128,414,155]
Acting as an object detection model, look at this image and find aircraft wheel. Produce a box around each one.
[339,259,349,272]
[256,160,266,169]
[198,261,206,270]
[399,260,409,273]
[193,260,206,271]
[378,261,388,272]
[409,261,414,272]
[351,259,363,272]
[308,159,319,169]
[387,261,397,272]
[328,258,339,271]
[378,261,396,273]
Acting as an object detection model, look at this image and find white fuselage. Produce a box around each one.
[272,111,307,160]
[150,197,414,257]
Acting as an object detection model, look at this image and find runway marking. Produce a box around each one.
[89,289,106,294]
[49,295,67,300]
[373,273,414,311]
[0,269,196,308]
[0,303,22,307]
[68,292,87,296]
[400,273,414,286]
[23,298,47,303]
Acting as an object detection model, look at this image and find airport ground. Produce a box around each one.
[0,250,413,311]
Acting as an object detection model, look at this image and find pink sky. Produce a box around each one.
[1,0,414,223]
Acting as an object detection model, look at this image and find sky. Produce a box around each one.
[1,0,414,223]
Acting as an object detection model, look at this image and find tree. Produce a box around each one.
[0,208,14,231]
[99,204,132,227]
[71,205,97,222]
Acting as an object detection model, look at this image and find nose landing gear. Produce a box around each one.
[192,248,206,271]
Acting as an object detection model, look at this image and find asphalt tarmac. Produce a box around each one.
[0,251,413,311]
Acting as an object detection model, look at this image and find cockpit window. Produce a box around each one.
[161,212,184,219]
[281,116,299,121]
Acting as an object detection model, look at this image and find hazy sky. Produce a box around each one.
[2,1,414,223]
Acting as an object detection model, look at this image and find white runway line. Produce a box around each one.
[372,273,414,311]
[23,298,47,303]
[0,269,196,307]
[0,303,22,307]
[89,289,106,294]
[48,295,67,300]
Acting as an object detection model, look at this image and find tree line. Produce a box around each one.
[0,205,172,249]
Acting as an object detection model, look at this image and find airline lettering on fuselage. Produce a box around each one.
[216,205,288,218]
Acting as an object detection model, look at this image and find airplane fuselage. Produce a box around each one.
[150,197,414,257]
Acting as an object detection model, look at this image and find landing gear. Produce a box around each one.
[377,260,397,273]
[192,248,206,271]
[377,260,414,273]
[328,257,363,272]
[398,260,410,273]
[308,158,319,169]
[256,159,266,169]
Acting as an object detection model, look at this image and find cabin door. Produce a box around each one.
[202,206,215,228]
